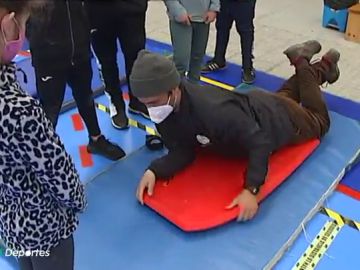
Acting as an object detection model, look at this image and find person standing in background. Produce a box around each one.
[26,0,125,161]
[164,0,220,83]
[202,0,257,84]
[86,0,149,129]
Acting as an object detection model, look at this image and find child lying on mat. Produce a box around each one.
[129,40,340,221]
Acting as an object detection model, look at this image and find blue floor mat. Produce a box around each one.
[56,94,155,183]
[0,256,18,270]
[72,112,360,270]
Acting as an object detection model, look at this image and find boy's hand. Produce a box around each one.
[136,170,156,205]
[178,14,191,26]
[204,11,217,24]
[226,189,259,221]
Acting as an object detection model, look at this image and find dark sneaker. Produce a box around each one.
[242,68,256,84]
[87,135,126,161]
[321,49,340,84]
[109,101,129,129]
[283,40,322,64]
[201,60,226,73]
[105,92,129,129]
[128,99,150,120]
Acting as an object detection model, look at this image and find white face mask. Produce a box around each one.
[148,94,176,124]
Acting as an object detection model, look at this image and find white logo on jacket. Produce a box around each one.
[196,135,211,146]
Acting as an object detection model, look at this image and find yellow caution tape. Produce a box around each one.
[292,206,360,270]
[200,76,235,91]
[320,206,360,231]
[95,103,159,136]
[96,103,110,114]
[128,118,158,136]
[164,52,236,91]
[292,220,341,270]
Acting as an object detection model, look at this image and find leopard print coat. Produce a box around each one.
[0,64,87,252]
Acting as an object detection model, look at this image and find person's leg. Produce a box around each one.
[233,0,256,83]
[277,40,324,104]
[202,1,233,72]
[117,12,149,118]
[18,257,34,270]
[68,59,126,160]
[90,18,128,129]
[213,1,233,65]
[68,59,101,137]
[30,236,74,270]
[282,41,340,140]
[276,75,301,102]
[188,22,210,82]
[34,66,67,129]
[169,20,192,78]
[294,59,330,136]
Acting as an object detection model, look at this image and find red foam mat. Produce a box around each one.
[144,139,319,231]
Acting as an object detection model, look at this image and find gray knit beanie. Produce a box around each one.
[130,50,181,98]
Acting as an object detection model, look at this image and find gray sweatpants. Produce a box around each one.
[170,20,210,82]
[18,236,74,270]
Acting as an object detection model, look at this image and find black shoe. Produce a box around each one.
[242,68,256,84]
[321,49,340,84]
[87,135,126,161]
[283,40,322,64]
[201,60,226,73]
[109,101,129,129]
[128,100,150,120]
[106,92,129,129]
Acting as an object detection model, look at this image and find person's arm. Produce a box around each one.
[204,0,219,24]
[209,0,220,12]
[215,106,273,189]
[163,0,188,21]
[10,107,87,213]
[211,104,273,221]
[136,128,195,204]
[148,139,196,180]
[243,127,271,190]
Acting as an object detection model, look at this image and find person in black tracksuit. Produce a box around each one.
[85,0,149,129]
[130,40,340,221]
[27,0,125,161]
[202,0,257,84]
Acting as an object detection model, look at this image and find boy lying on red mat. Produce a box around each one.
[129,40,340,221]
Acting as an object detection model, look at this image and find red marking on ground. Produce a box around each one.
[79,145,94,168]
[18,51,31,57]
[337,184,360,201]
[71,113,85,131]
